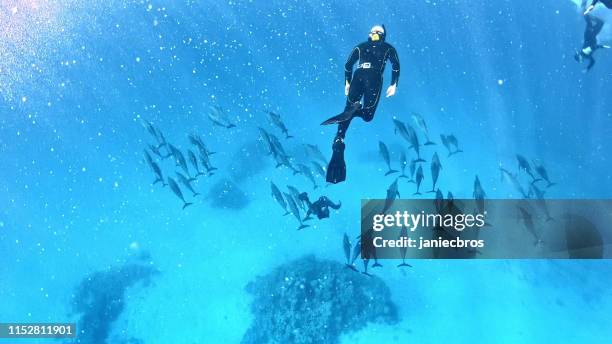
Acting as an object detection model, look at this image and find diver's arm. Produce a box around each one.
[386,46,400,97]
[388,46,400,86]
[344,47,359,84]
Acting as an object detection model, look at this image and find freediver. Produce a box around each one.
[584,0,612,15]
[321,25,400,184]
[575,15,610,71]
[298,192,341,220]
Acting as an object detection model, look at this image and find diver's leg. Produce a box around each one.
[355,73,383,122]
[321,71,364,126]
[320,196,342,210]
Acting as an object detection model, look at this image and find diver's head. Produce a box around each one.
[369,25,385,42]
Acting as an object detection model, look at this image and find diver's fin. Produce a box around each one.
[321,102,361,125]
[326,139,346,184]
[384,169,398,176]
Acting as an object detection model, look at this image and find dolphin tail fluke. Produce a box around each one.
[427,189,436,193]
[283,211,290,216]
[361,271,373,277]
[193,192,201,197]
[397,263,412,268]
[414,158,426,163]
[188,177,197,182]
[413,191,422,196]
[399,173,408,179]
[227,124,237,129]
[372,262,383,268]
[182,202,194,210]
[153,178,163,185]
[298,224,309,230]
[408,179,416,184]
[384,169,398,176]
[547,182,557,188]
[286,134,294,139]
[346,264,358,272]
[424,140,436,146]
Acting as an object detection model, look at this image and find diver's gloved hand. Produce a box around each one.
[386,84,397,98]
[345,81,350,96]
[584,5,594,15]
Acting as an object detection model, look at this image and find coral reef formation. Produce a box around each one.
[69,262,158,344]
[242,255,398,344]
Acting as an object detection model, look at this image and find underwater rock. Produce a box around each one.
[70,263,158,344]
[242,255,398,344]
[207,178,249,210]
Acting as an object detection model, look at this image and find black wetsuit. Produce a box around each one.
[591,0,612,9]
[336,40,400,139]
[579,15,606,70]
[299,193,341,220]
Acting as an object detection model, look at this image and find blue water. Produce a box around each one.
[1,0,612,343]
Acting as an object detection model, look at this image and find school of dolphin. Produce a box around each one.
[140,105,558,274]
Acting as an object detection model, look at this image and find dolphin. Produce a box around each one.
[176,172,199,197]
[414,165,424,195]
[271,182,290,216]
[532,159,555,187]
[144,150,166,186]
[428,152,442,193]
[266,110,293,139]
[167,177,193,209]
[406,124,426,163]
[516,154,540,182]
[397,226,412,268]
[207,105,236,128]
[310,161,326,178]
[500,167,528,198]
[297,163,318,189]
[399,150,409,179]
[304,144,327,165]
[440,134,452,156]
[343,233,358,272]
[187,150,205,177]
[411,112,435,145]
[379,141,398,176]
[392,118,412,143]
[381,178,400,214]
[434,188,444,213]
[529,184,554,222]
[447,134,463,156]
[518,205,543,246]
[284,192,309,230]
